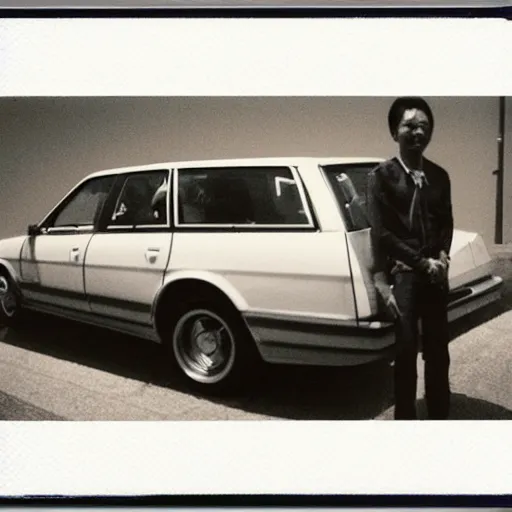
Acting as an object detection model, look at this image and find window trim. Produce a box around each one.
[46,225,94,235]
[105,224,169,232]
[173,165,316,230]
[292,165,319,230]
[104,169,172,231]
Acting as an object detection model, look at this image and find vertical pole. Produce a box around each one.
[495,97,505,244]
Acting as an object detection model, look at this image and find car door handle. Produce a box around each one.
[70,247,80,263]
[145,248,160,264]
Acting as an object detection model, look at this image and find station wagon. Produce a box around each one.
[0,157,503,392]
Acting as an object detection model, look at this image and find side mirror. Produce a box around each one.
[27,224,41,237]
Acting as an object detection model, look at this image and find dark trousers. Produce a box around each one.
[392,271,451,420]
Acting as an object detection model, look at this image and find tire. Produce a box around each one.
[0,270,21,327]
[165,301,260,395]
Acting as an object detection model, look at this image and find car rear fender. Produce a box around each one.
[151,269,250,320]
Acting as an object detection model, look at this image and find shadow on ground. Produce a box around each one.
[0,390,64,421]
[419,393,512,420]
[233,360,395,420]
[376,393,512,420]
[0,311,394,420]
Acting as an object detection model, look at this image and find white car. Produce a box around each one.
[0,157,503,392]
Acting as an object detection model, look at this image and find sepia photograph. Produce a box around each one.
[0,95,510,422]
[0,16,510,499]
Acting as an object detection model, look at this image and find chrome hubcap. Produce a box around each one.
[0,276,17,318]
[173,309,236,384]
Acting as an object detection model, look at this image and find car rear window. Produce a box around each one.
[321,163,379,232]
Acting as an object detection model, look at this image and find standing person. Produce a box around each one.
[367,97,454,420]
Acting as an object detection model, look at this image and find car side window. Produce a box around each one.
[176,166,313,227]
[51,176,116,229]
[109,171,169,228]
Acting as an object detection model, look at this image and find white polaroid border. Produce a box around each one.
[0,17,510,96]
[0,17,511,498]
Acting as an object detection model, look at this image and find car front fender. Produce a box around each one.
[0,258,22,292]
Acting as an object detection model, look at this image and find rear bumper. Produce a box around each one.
[244,274,503,367]
[243,312,395,366]
[447,275,503,322]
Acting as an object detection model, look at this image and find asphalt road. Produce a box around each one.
[0,260,511,421]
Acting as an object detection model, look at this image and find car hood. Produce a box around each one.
[449,229,493,290]
[0,235,28,261]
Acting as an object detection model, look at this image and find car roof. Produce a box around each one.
[87,157,385,179]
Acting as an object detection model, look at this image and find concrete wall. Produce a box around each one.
[0,97,501,246]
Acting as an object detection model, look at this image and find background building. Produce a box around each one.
[0,96,509,246]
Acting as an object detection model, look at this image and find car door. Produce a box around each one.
[84,169,172,325]
[19,175,117,312]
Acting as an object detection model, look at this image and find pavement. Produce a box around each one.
[0,253,511,421]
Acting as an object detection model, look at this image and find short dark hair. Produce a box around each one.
[388,97,434,137]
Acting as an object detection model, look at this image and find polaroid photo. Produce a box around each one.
[0,14,510,499]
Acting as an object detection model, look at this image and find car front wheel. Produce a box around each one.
[0,271,21,327]
[167,302,259,394]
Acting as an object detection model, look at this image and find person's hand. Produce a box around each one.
[439,250,451,269]
[386,292,402,319]
[423,257,442,276]
[391,260,412,275]
[424,257,448,284]
[373,271,402,319]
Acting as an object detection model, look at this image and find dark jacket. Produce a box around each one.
[367,157,454,276]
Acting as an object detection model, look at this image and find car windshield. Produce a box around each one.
[321,163,379,232]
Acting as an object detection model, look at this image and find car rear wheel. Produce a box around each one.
[166,302,259,394]
[0,271,21,327]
